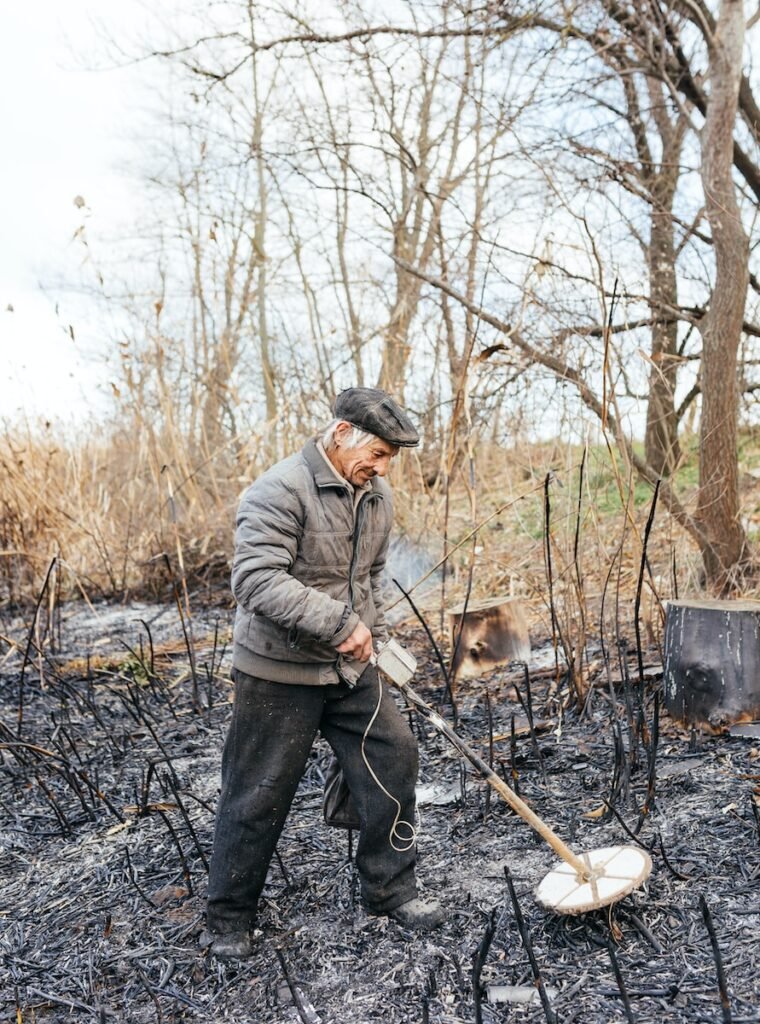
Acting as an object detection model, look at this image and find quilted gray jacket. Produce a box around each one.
[231,438,393,685]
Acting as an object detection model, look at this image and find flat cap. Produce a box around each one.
[334,387,419,447]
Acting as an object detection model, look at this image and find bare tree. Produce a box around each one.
[639,77,689,477]
[87,0,758,592]
[592,70,690,476]
[693,0,751,584]
[487,0,758,585]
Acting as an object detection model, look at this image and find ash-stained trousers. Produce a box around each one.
[205,664,419,933]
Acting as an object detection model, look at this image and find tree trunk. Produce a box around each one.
[644,182,681,476]
[447,597,530,681]
[663,599,760,729]
[379,255,423,394]
[615,70,685,478]
[695,0,750,588]
[379,189,447,396]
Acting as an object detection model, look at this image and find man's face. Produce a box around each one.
[331,426,399,486]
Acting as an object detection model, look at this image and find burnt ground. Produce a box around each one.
[1,601,759,1024]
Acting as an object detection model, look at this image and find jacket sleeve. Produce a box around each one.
[231,477,359,644]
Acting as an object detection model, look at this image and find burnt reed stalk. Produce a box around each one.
[750,798,760,843]
[162,552,200,711]
[607,939,636,1023]
[123,846,157,908]
[472,908,498,1024]
[509,714,519,796]
[484,689,493,822]
[633,480,660,694]
[700,895,733,1023]
[635,692,660,834]
[275,948,313,1024]
[572,445,589,709]
[392,577,458,725]
[163,771,209,872]
[601,713,624,821]
[617,640,639,782]
[514,661,547,785]
[139,618,156,676]
[632,482,661,769]
[504,866,556,1023]
[448,539,477,719]
[157,808,194,895]
[656,831,691,881]
[17,555,58,736]
[543,472,579,707]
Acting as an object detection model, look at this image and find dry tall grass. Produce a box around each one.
[0,419,259,608]
[391,436,709,701]
[0,415,727,678]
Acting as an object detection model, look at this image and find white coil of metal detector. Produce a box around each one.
[535,845,653,915]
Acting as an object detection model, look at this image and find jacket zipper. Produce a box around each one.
[335,488,382,684]
[347,491,380,611]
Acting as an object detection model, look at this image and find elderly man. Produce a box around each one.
[203,387,444,958]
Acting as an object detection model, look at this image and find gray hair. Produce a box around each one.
[321,418,376,451]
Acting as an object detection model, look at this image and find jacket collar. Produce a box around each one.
[302,437,384,496]
[303,437,349,490]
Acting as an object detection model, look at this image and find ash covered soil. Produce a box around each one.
[1,601,759,1023]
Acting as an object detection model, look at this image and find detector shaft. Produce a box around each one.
[396,680,590,879]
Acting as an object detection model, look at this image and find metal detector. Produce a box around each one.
[372,640,652,915]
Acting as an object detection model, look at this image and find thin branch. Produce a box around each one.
[392,255,715,560]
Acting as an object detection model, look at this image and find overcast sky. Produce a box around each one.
[1,1,154,425]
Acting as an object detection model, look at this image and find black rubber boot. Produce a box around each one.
[200,928,255,959]
[383,898,446,931]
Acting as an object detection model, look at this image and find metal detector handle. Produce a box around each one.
[394,679,591,880]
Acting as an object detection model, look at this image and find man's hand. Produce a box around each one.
[335,621,373,662]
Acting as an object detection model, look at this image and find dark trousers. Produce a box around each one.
[206,665,419,932]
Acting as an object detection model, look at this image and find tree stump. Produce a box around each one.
[663,599,760,729]
[447,597,530,681]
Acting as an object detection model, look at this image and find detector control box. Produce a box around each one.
[372,639,417,686]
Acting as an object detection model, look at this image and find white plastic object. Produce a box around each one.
[372,639,417,686]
